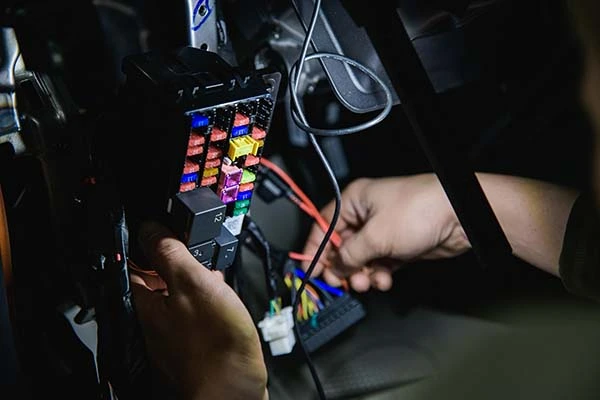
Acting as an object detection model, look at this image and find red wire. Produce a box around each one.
[261,158,349,290]
[260,158,342,247]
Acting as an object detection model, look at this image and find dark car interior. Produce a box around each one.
[2,1,600,399]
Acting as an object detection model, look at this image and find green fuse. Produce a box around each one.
[235,199,251,209]
[241,170,256,184]
[233,207,249,216]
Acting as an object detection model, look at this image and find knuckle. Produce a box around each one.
[348,177,372,193]
[155,237,186,265]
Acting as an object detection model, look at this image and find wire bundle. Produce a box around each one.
[284,267,344,323]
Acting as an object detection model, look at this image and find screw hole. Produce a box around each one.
[200,43,209,50]
[198,5,208,17]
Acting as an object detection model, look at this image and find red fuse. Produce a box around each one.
[234,113,250,127]
[179,182,196,192]
[239,182,254,193]
[189,133,205,147]
[251,127,266,140]
[204,158,222,169]
[183,160,200,174]
[244,154,260,167]
[206,145,222,160]
[210,127,227,142]
[201,176,217,187]
[187,146,204,156]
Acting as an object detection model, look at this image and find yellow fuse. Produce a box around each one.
[203,167,219,178]
[250,138,264,156]
[227,137,254,160]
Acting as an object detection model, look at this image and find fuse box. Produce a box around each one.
[118,46,281,270]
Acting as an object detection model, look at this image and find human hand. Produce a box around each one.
[302,174,470,292]
[130,221,268,400]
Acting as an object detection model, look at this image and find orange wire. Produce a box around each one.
[127,259,159,277]
[260,158,342,247]
[304,285,321,302]
[260,158,350,290]
[288,251,331,268]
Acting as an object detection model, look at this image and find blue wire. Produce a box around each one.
[294,268,344,297]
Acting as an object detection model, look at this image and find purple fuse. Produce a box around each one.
[219,164,243,188]
[220,185,240,204]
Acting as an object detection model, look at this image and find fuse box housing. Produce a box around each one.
[118,46,281,270]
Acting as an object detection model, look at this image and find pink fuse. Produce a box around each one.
[204,158,222,169]
[201,176,217,187]
[183,160,200,174]
[187,146,203,156]
[234,113,250,127]
[189,133,205,147]
[251,126,266,140]
[244,154,260,167]
[210,127,227,142]
[239,182,254,193]
[206,146,222,160]
[220,185,239,204]
[219,164,243,188]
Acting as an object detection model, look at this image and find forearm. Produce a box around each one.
[475,173,579,276]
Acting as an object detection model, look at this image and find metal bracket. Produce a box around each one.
[0,28,27,155]
[185,0,219,52]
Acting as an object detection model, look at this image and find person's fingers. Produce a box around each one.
[301,179,373,273]
[138,221,216,293]
[336,221,385,271]
[130,270,168,291]
[349,271,371,292]
[322,267,344,287]
[131,282,168,331]
[300,222,333,276]
[369,267,394,291]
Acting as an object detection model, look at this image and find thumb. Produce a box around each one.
[131,282,167,331]
[336,222,385,271]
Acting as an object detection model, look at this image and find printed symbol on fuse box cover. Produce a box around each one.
[214,212,224,223]
[192,0,212,32]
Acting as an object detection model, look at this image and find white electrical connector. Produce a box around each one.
[257,306,296,356]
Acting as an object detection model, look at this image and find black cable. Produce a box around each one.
[243,217,279,302]
[287,1,393,399]
[288,2,332,398]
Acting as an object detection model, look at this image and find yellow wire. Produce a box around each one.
[294,278,309,321]
[308,299,315,316]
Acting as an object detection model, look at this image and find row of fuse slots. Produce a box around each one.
[180,106,269,218]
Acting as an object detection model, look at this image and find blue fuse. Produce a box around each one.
[231,125,249,137]
[181,172,199,184]
[237,190,252,201]
[191,114,209,129]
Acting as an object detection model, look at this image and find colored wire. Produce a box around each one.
[295,268,344,297]
[290,0,336,397]
[288,251,331,268]
[127,259,159,277]
[287,0,392,396]
[258,160,350,291]
[259,158,342,248]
